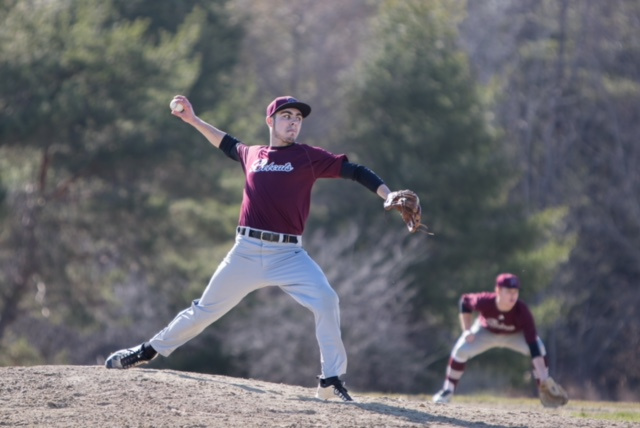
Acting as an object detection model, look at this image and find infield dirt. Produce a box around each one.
[0,365,636,427]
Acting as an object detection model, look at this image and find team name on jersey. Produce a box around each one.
[486,317,516,331]
[250,159,294,172]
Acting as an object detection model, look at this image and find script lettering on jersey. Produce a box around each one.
[485,317,516,332]
[250,159,294,172]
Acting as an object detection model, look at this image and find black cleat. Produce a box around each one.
[316,376,354,402]
[105,343,157,369]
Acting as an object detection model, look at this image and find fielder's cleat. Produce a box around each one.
[105,343,157,369]
[432,388,453,404]
[316,376,353,402]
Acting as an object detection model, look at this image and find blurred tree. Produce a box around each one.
[328,0,572,392]
[223,0,379,148]
[548,1,640,401]
[462,0,640,400]
[110,0,242,118]
[0,0,241,366]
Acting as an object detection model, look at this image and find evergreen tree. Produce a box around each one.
[0,0,241,366]
[333,0,571,391]
[465,0,640,399]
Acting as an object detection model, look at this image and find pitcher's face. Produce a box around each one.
[270,109,303,145]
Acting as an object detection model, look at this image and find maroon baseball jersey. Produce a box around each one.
[461,292,538,343]
[235,142,347,235]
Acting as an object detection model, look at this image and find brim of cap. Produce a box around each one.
[272,102,311,118]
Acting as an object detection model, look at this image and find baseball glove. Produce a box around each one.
[538,377,569,408]
[383,190,426,234]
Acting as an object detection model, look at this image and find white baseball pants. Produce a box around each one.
[149,232,347,378]
[451,319,547,362]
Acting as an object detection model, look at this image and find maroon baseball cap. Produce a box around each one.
[266,96,311,118]
[496,273,520,289]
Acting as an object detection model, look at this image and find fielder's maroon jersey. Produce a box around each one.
[235,142,347,235]
[461,292,538,344]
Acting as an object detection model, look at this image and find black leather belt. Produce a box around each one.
[237,227,299,244]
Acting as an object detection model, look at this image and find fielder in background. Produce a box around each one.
[104,94,423,403]
[432,273,569,408]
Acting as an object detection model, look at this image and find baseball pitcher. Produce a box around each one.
[104,95,424,402]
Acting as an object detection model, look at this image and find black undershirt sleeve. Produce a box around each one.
[528,341,542,358]
[459,296,473,313]
[340,162,385,194]
[219,134,241,161]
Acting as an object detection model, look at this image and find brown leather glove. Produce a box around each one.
[539,377,569,408]
[384,190,424,233]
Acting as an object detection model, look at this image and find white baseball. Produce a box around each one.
[170,100,184,112]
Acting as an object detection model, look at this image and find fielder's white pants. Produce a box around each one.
[451,319,547,362]
[149,233,347,378]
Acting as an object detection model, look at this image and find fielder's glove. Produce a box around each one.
[538,377,569,408]
[383,190,428,234]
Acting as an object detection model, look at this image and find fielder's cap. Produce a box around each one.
[266,96,311,118]
[496,273,520,289]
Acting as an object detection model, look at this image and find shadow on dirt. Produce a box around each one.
[353,401,525,428]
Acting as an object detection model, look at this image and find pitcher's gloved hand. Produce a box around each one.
[384,190,428,234]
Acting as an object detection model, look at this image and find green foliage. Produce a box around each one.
[1,1,196,144]
[108,0,243,110]
[315,0,576,391]
[338,0,567,316]
[512,207,575,297]
[487,0,640,399]
[0,0,242,365]
[0,338,43,366]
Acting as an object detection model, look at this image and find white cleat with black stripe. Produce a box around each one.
[432,388,453,404]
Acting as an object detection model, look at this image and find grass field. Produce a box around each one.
[386,393,640,424]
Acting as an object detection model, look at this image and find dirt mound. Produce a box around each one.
[0,365,627,427]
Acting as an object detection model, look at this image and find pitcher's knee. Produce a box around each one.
[187,299,226,324]
[315,288,340,312]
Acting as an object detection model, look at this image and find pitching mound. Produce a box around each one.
[0,365,627,427]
